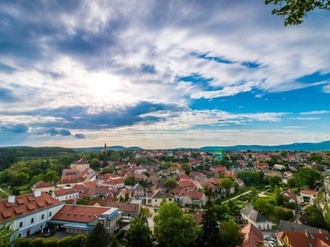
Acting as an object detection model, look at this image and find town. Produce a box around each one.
[1,145,330,247]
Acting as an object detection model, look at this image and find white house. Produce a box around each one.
[241,205,272,230]
[0,191,64,238]
[53,187,79,202]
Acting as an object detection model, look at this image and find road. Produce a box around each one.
[222,190,252,203]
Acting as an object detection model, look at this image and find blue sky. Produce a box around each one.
[1,1,330,149]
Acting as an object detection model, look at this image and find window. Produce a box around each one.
[31,218,34,223]
[41,214,45,220]
[49,212,52,217]
[19,222,23,228]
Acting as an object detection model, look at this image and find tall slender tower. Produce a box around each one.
[103,143,107,153]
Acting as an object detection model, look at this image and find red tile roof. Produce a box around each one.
[279,231,330,247]
[241,223,263,247]
[0,192,63,224]
[51,205,113,223]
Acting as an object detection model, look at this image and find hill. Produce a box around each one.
[200,140,330,151]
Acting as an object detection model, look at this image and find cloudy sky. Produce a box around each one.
[1,1,330,149]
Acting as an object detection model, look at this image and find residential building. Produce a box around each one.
[70,159,90,172]
[49,205,122,235]
[0,191,64,238]
[277,230,330,247]
[240,223,264,247]
[241,205,272,230]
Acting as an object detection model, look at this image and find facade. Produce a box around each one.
[70,159,90,172]
[241,205,272,230]
[0,191,64,238]
[53,187,79,202]
[277,230,330,247]
[149,190,174,207]
[49,205,122,235]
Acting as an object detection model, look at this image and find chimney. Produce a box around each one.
[8,195,15,203]
[305,230,308,237]
[34,190,42,198]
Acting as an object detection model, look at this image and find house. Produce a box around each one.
[277,230,330,247]
[278,220,328,233]
[241,205,272,230]
[0,191,64,238]
[300,189,319,204]
[181,191,207,208]
[31,181,55,193]
[254,162,269,170]
[240,223,264,247]
[53,187,79,202]
[49,205,122,235]
[108,202,141,218]
[149,189,174,207]
[98,176,125,189]
[70,159,90,172]
[282,189,298,204]
[132,183,144,198]
[273,164,285,170]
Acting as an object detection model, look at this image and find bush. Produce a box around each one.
[42,238,58,247]
[58,236,73,247]
[30,238,44,247]
[70,234,87,247]
[14,238,32,247]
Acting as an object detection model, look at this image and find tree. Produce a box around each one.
[237,171,262,186]
[86,223,110,247]
[30,238,44,247]
[126,218,153,247]
[164,178,177,188]
[265,0,330,25]
[294,167,321,189]
[14,237,33,247]
[274,186,285,206]
[70,235,87,247]
[304,205,328,230]
[57,236,73,247]
[90,158,101,170]
[219,219,243,247]
[124,176,135,186]
[0,220,17,247]
[154,201,202,247]
[268,176,282,188]
[200,201,221,246]
[220,177,235,197]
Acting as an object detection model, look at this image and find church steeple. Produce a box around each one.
[103,143,107,153]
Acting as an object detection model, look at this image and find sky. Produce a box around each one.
[1,1,330,149]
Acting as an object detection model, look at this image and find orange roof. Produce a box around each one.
[241,223,263,247]
[279,231,330,247]
[0,192,63,224]
[51,205,114,223]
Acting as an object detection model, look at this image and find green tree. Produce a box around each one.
[220,177,235,197]
[295,167,321,189]
[86,223,110,247]
[265,0,330,25]
[57,236,73,247]
[44,170,59,183]
[30,238,44,247]
[200,201,221,246]
[14,237,33,247]
[0,220,17,247]
[154,201,202,247]
[274,186,285,206]
[126,218,153,247]
[268,176,282,188]
[304,205,328,230]
[124,176,135,186]
[237,171,262,186]
[219,219,243,247]
[164,178,177,188]
[90,158,101,170]
[42,237,58,247]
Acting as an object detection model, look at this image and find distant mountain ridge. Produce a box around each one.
[3,140,330,152]
[200,140,330,151]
